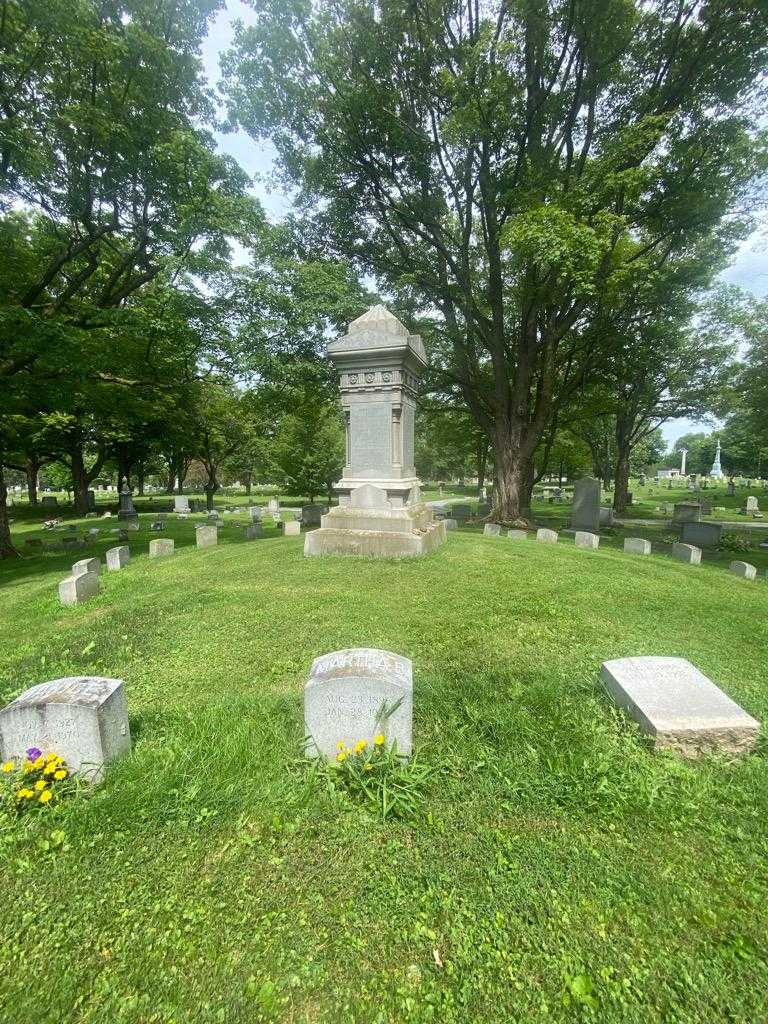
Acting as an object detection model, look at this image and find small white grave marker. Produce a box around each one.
[304,648,413,759]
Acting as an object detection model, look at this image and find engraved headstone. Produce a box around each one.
[284,521,300,536]
[72,557,100,576]
[58,572,100,606]
[745,496,759,512]
[483,523,501,537]
[729,560,757,580]
[249,505,262,522]
[536,528,558,544]
[575,531,600,550]
[671,542,701,565]
[149,539,174,558]
[244,524,263,540]
[268,498,280,514]
[304,648,412,759]
[624,537,651,555]
[174,496,190,514]
[106,545,130,571]
[508,529,528,540]
[600,656,759,756]
[572,477,601,533]
[0,677,132,783]
[196,525,217,548]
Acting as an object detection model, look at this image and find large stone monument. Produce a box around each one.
[709,440,725,479]
[571,476,601,533]
[304,306,446,558]
[117,478,138,522]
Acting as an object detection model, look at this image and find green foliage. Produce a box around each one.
[718,532,753,554]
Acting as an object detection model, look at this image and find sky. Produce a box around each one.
[201,2,768,451]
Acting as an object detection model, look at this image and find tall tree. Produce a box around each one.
[225,0,768,521]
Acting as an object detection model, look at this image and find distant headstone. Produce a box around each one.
[41,495,58,509]
[86,489,97,512]
[284,521,301,536]
[729,560,757,581]
[196,525,217,548]
[174,496,190,514]
[452,504,472,521]
[72,557,100,576]
[301,504,326,527]
[673,502,701,524]
[117,478,137,522]
[477,501,491,517]
[149,539,174,558]
[0,676,131,783]
[58,572,100,606]
[536,528,558,544]
[483,523,501,537]
[244,524,263,540]
[680,521,722,548]
[268,498,280,514]
[249,505,262,522]
[444,518,458,531]
[671,542,701,565]
[600,656,759,757]
[507,529,528,541]
[575,531,599,550]
[598,507,614,527]
[304,648,412,759]
[118,529,130,542]
[106,545,130,571]
[745,496,759,512]
[624,537,651,555]
[572,477,601,533]
[727,481,735,496]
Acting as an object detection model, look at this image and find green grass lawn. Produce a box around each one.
[1,519,767,1023]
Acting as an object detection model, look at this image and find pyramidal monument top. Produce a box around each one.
[347,304,408,336]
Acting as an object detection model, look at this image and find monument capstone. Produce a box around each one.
[304,305,446,558]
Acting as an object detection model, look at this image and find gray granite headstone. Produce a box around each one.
[680,521,722,548]
[41,495,58,509]
[244,524,263,540]
[483,523,501,537]
[671,542,701,565]
[58,572,100,606]
[0,676,132,783]
[572,477,601,533]
[600,656,760,756]
[729,560,757,580]
[304,648,413,759]
[106,545,130,570]
[673,502,701,524]
[507,529,528,540]
[624,537,651,555]
[72,557,100,576]
[249,505,262,522]
[196,525,217,548]
[536,528,558,544]
[149,539,174,558]
[444,518,458,531]
[575,531,599,550]
[599,507,614,527]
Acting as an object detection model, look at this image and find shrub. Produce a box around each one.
[718,532,753,553]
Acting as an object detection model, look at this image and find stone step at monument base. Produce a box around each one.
[305,505,447,558]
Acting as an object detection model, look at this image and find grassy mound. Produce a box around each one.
[1,526,766,1023]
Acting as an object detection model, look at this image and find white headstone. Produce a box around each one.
[601,656,759,756]
[149,539,174,558]
[507,529,528,540]
[671,542,701,565]
[536,528,558,544]
[0,677,131,783]
[284,521,301,536]
[575,531,599,550]
[174,496,190,513]
[624,537,651,555]
[745,496,759,512]
[106,545,130,571]
[72,557,100,576]
[58,572,100,606]
[196,525,217,548]
[483,523,501,537]
[729,560,757,580]
[304,648,412,759]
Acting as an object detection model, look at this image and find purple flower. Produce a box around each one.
[26,747,42,761]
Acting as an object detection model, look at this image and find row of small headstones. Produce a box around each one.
[480,524,762,581]
[57,518,304,607]
[0,648,760,788]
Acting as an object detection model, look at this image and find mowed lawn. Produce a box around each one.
[1,523,767,1023]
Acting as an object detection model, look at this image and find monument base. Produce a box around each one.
[304,503,447,559]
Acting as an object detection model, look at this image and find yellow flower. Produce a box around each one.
[374,734,385,747]
[1,761,14,773]
[38,790,53,804]
[336,741,346,751]
[53,769,68,781]
[16,788,34,800]
[34,779,48,791]
[32,756,45,770]
[46,753,57,763]
[354,739,368,754]
[43,763,56,776]
[336,751,347,763]
[364,764,373,772]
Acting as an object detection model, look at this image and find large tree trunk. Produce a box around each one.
[204,467,217,511]
[137,461,145,496]
[492,435,532,524]
[475,437,489,498]
[71,441,90,515]
[613,415,633,514]
[0,462,19,559]
[243,471,252,496]
[26,457,40,505]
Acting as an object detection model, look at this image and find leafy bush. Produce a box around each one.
[311,736,434,821]
[718,531,753,553]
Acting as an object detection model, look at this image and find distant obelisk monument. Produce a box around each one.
[710,440,724,479]
[304,306,447,557]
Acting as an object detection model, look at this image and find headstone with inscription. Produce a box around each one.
[305,306,446,558]
[624,537,651,555]
[174,496,190,514]
[72,557,100,577]
[149,539,174,558]
[304,648,412,759]
[536,528,558,544]
[249,505,262,522]
[244,524,263,540]
[106,545,130,571]
[483,523,501,537]
[284,520,300,536]
[0,676,132,783]
[508,529,528,541]
[58,571,100,606]
[600,656,759,756]
[729,560,757,580]
[671,542,701,565]
[575,531,600,550]
[196,525,217,549]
